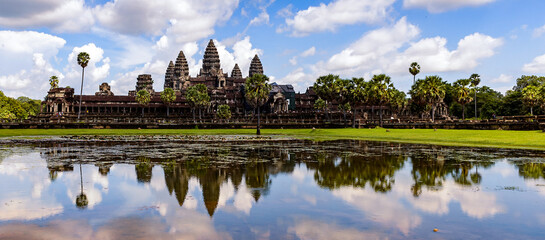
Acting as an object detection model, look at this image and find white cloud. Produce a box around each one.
[491,74,513,83]
[523,54,545,73]
[277,4,294,18]
[63,43,111,94]
[403,0,496,13]
[0,31,66,98]
[249,11,270,26]
[0,0,94,32]
[280,0,395,37]
[277,67,317,92]
[316,18,502,78]
[94,0,239,38]
[218,37,263,77]
[532,25,545,37]
[322,17,420,74]
[301,47,316,57]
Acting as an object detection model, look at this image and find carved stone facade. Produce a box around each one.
[40,39,320,118]
[95,83,114,96]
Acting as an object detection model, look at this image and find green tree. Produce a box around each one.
[469,73,481,119]
[409,62,420,85]
[160,87,176,117]
[186,84,209,121]
[49,76,59,89]
[388,87,407,117]
[368,74,393,127]
[216,104,231,121]
[522,85,540,115]
[349,77,368,128]
[333,78,352,127]
[245,74,271,135]
[314,74,340,121]
[314,98,326,112]
[453,79,473,120]
[77,52,90,120]
[419,76,446,122]
[135,89,151,117]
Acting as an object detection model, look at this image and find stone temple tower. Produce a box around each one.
[231,63,242,78]
[249,54,264,77]
[200,39,222,77]
[172,51,190,90]
[164,61,175,89]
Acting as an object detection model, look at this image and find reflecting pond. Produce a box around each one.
[1,139,545,239]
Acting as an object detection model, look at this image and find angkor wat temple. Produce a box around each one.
[40,40,317,121]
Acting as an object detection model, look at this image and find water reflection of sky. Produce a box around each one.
[1,142,545,239]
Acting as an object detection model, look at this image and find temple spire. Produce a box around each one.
[249,54,263,77]
[231,63,242,78]
[200,39,221,77]
[164,61,175,89]
[174,51,189,78]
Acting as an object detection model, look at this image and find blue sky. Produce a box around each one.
[1,0,545,99]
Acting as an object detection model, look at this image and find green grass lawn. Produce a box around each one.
[0,128,544,150]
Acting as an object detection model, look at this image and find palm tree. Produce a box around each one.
[368,74,393,127]
[349,77,368,128]
[160,87,176,117]
[77,52,90,120]
[314,74,340,121]
[49,75,59,89]
[409,62,420,85]
[522,85,539,115]
[76,163,88,209]
[453,79,473,120]
[469,73,480,119]
[420,76,446,122]
[135,89,151,117]
[186,84,209,121]
[245,74,271,135]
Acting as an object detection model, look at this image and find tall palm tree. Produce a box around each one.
[314,74,340,121]
[160,87,176,117]
[420,76,446,122]
[469,73,480,119]
[409,62,420,85]
[245,74,271,135]
[522,85,539,115]
[453,79,473,120]
[77,52,90,120]
[49,75,59,89]
[368,74,393,127]
[135,89,151,117]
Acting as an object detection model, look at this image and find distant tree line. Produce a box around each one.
[313,62,545,124]
[0,91,41,120]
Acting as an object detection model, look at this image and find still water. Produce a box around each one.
[1,138,545,239]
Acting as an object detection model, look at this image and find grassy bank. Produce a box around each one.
[0,128,544,150]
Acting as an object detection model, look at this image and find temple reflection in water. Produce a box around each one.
[36,140,545,217]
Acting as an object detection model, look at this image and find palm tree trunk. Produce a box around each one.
[413,75,415,85]
[199,108,202,120]
[352,108,357,128]
[167,106,170,117]
[474,90,477,119]
[257,106,261,135]
[343,111,347,127]
[432,105,436,122]
[379,105,383,127]
[531,107,533,116]
[141,107,144,117]
[78,68,85,120]
[462,104,465,120]
[192,108,195,122]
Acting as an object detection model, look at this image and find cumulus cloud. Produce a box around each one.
[491,74,513,83]
[279,0,395,37]
[523,54,545,73]
[63,43,111,94]
[0,31,66,98]
[0,0,94,32]
[318,17,502,77]
[403,0,496,13]
[94,0,239,38]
